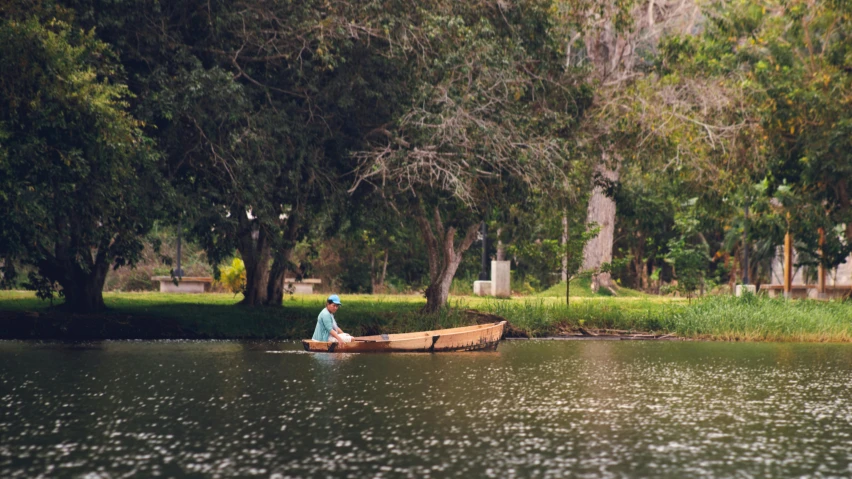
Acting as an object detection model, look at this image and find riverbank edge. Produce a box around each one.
[1,309,846,343]
[0,309,676,341]
[3,293,852,342]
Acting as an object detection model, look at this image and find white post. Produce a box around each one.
[491,261,511,298]
[473,281,492,296]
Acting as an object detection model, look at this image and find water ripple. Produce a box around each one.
[1,340,851,477]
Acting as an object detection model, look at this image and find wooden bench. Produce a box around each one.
[151,276,214,294]
[283,278,322,294]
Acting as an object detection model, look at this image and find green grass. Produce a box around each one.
[535,277,647,298]
[472,294,852,341]
[662,294,852,342]
[473,297,675,337]
[1,291,851,342]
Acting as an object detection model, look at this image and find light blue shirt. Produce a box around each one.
[312,308,335,341]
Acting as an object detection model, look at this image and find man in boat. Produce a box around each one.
[312,294,351,343]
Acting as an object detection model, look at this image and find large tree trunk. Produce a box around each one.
[264,213,300,306]
[237,217,271,306]
[0,258,12,287]
[35,217,114,313]
[266,253,289,306]
[61,260,109,313]
[241,243,270,306]
[47,244,111,314]
[424,266,458,313]
[582,164,619,293]
[727,252,738,293]
[577,0,688,294]
[415,205,480,313]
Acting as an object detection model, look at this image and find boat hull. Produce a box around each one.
[302,321,506,353]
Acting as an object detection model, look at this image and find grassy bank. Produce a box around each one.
[535,277,648,298]
[663,295,852,342]
[0,291,850,342]
[476,295,852,341]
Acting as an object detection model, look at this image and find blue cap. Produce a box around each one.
[327,294,341,305]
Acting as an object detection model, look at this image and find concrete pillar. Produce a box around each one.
[818,227,827,299]
[784,231,792,299]
[491,261,511,298]
[473,281,492,296]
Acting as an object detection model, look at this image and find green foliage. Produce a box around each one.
[218,258,246,297]
[604,0,852,292]
[0,12,164,312]
[663,0,852,266]
[664,237,709,299]
[65,0,418,305]
[663,201,710,299]
[508,225,598,291]
[510,239,562,288]
[343,0,593,311]
[5,0,852,312]
[612,164,680,289]
[500,189,593,295]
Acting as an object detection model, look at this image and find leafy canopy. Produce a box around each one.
[0,13,163,304]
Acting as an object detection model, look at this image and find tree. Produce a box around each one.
[507,204,597,306]
[71,0,406,306]
[552,0,704,293]
[0,13,162,312]
[656,0,852,282]
[735,0,852,257]
[611,165,678,291]
[351,1,592,312]
[663,200,709,301]
[567,0,769,294]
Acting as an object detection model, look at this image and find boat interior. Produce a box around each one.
[352,321,504,342]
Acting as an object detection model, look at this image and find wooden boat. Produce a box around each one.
[301,321,506,353]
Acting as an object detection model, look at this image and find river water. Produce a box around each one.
[1,340,852,478]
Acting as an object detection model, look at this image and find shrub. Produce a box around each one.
[219,258,246,296]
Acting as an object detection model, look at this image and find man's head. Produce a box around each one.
[327,294,341,313]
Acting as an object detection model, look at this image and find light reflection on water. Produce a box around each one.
[1,340,852,478]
